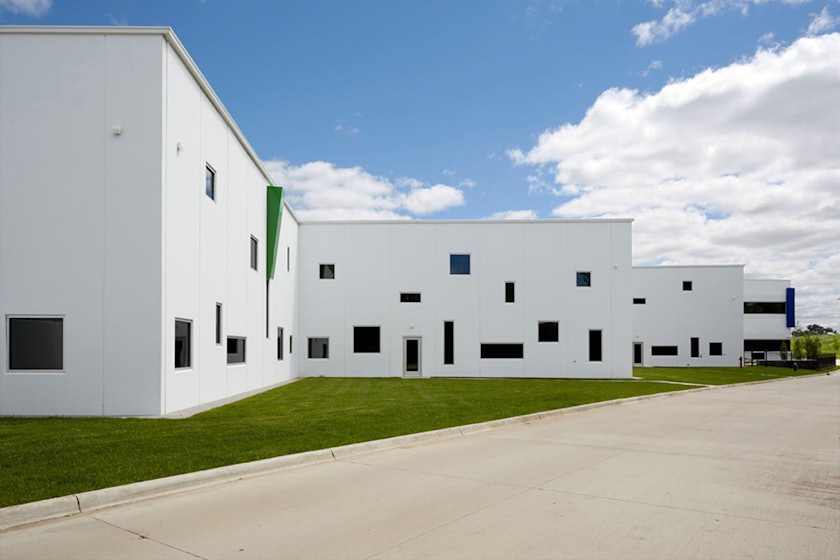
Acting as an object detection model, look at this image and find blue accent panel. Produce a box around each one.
[785,287,795,328]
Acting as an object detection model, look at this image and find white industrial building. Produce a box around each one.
[0,27,792,416]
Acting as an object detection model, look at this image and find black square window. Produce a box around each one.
[308,337,328,359]
[320,264,335,279]
[538,321,559,342]
[8,317,64,370]
[227,337,246,364]
[354,326,381,353]
[683,281,693,291]
[450,254,470,275]
[709,342,723,356]
[576,272,591,287]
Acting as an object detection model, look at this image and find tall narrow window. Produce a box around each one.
[290,335,293,354]
[227,337,246,364]
[8,317,64,370]
[250,236,258,270]
[215,303,222,345]
[691,337,700,358]
[449,254,470,275]
[319,264,335,279]
[505,282,515,303]
[277,327,284,360]
[444,321,454,365]
[589,329,602,362]
[175,319,191,368]
[286,247,290,272]
[205,164,215,200]
[576,272,592,287]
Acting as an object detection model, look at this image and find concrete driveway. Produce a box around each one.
[2,373,838,559]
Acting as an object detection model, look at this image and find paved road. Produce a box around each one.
[2,374,838,559]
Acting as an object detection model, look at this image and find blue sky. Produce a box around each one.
[2,0,839,329]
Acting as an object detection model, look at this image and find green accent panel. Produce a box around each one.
[266,186,284,280]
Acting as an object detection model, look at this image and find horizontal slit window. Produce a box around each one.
[481,343,523,359]
[400,293,421,303]
[633,298,646,304]
[651,345,679,356]
[744,302,785,314]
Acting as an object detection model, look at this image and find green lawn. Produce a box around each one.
[0,367,825,508]
[632,364,824,385]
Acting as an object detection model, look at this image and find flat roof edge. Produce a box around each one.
[1,26,277,189]
[299,218,635,226]
[633,264,745,269]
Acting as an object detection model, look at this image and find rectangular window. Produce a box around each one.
[215,303,222,345]
[576,272,591,287]
[227,337,246,364]
[250,236,258,271]
[709,342,723,356]
[308,337,329,359]
[743,302,786,314]
[449,254,470,275]
[290,335,293,354]
[633,298,646,305]
[277,327,284,360]
[538,321,559,342]
[589,330,602,362]
[286,247,290,272]
[505,282,515,303]
[651,346,679,356]
[400,292,421,303]
[481,343,524,359]
[683,281,693,291]
[8,317,64,370]
[319,264,335,279]
[354,326,381,353]
[690,337,700,358]
[205,164,215,200]
[444,321,454,365]
[175,319,191,369]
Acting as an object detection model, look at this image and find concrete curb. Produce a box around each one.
[2,372,833,532]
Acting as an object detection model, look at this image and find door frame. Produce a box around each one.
[403,336,422,377]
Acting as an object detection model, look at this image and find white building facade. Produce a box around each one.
[297,220,633,379]
[0,27,793,416]
[632,266,745,367]
[0,27,300,416]
[743,279,795,359]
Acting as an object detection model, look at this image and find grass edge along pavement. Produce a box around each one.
[0,366,826,509]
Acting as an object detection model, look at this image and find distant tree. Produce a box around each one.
[793,324,836,337]
[803,335,821,359]
[791,337,804,360]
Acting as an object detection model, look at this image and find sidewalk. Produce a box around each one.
[1,373,838,559]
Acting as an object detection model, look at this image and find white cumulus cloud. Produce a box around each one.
[509,33,840,328]
[807,6,840,35]
[264,160,464,220]
[633,1,821,46]
[0,0,51,16]
[486,210,539,220]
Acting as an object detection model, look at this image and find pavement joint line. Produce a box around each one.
[90,515,209,560]
[1,371,835,533]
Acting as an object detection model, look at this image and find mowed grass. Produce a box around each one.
[633,364,826,385]
[0,366,823,508]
